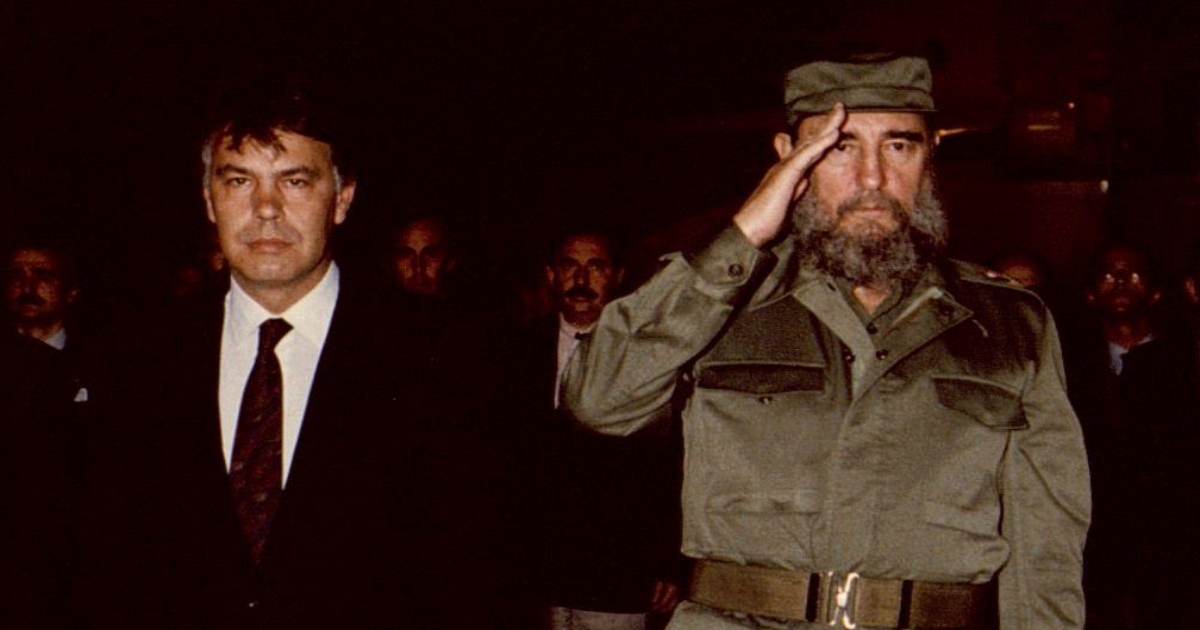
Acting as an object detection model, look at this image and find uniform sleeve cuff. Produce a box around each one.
[686,224,771,298]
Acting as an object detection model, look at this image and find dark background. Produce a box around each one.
[3,0,1200,310]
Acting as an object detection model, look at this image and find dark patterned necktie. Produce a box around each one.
[230,318,292,564]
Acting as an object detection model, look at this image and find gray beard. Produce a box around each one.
[791,179,948,287]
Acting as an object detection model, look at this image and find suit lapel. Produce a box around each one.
[542,318,562,409]
[178,304,235,495]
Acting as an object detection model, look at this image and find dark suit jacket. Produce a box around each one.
[0,332,79,629]
[83,274,501,629]
[505,317,684,614]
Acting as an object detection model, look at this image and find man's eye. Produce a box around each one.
[285,178,310,188]
[833,142,851,152]
[225,177,250,187]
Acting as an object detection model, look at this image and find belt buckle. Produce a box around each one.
[825,571,860,629]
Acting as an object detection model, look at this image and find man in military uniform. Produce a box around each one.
[564,55,1089,630]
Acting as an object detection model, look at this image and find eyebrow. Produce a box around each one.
[213,164,251,177]
[212,165,322,178]
[278,166,321,179]
[884,130,927,142]
[838,130,928,143]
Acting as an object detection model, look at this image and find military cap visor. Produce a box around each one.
[784,56,935,127]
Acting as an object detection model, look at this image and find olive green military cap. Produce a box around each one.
[784,55,935,127]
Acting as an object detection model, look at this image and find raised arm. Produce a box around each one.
[563,105,845,435]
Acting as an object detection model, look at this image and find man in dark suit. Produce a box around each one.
[3,239,93,403]
[1067,243,1200,630]
[83,77,497,629]
[508,227,683,630]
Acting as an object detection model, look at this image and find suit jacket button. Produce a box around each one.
[758,396,773,405]
[844,352,855,364]
[728,263,744,278]
[876,349,889,360]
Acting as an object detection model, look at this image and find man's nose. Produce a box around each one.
[857,149,885,191]
[252,185,282,220]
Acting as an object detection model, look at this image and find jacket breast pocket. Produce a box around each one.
[697,363,824,395]
[921,375,1022,540]
[931,374,1027,430]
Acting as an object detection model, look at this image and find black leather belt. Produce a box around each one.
[689,560,994,629]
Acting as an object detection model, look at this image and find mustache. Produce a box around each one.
[564,285,598,300]
[837,191,907,220]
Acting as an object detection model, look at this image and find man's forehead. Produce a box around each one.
[799,111,929,138]
[1100,249,1147,271]
[560,236,611,259]
[398,221,445,245]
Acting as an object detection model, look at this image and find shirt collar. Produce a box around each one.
[227,262,341,349]
[558,314,597,339]
[43,326,68,350]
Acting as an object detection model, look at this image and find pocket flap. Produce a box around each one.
[708,489,822,514]
[698,363,824,394]
[932,375,1027,430]
[923,499,999,536]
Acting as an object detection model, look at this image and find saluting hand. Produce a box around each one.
[733,103,845,247]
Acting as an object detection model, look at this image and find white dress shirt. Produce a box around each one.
[1107,331,1155,376]
[43,327,68,350]
[218,263,339,486]
[554,315,595,409]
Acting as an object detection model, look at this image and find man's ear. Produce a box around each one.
[544,265,556,287]
[66,287,79,306]
[203,186,216,224]
[1149,288,1163,307]
[773,133,794,160]
[334,178,357,225]
[616,267,626,286]
[1185,277,1198,304]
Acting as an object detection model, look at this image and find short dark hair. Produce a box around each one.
[4,238,78,289]
[200,72,354,186]
[546,225,626,271]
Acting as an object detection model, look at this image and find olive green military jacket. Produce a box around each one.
[563,226,1090,630]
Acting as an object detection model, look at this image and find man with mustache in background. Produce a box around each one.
[506,227,683,630]
[564,54,1090,630]
[4,241,79,350]
[3,239,92,402]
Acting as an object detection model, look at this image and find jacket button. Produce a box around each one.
[844,352,855,364]
[758,396,772,405]
[876,349,889,360]
[728,263,744,278]
[866,323,878,334]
